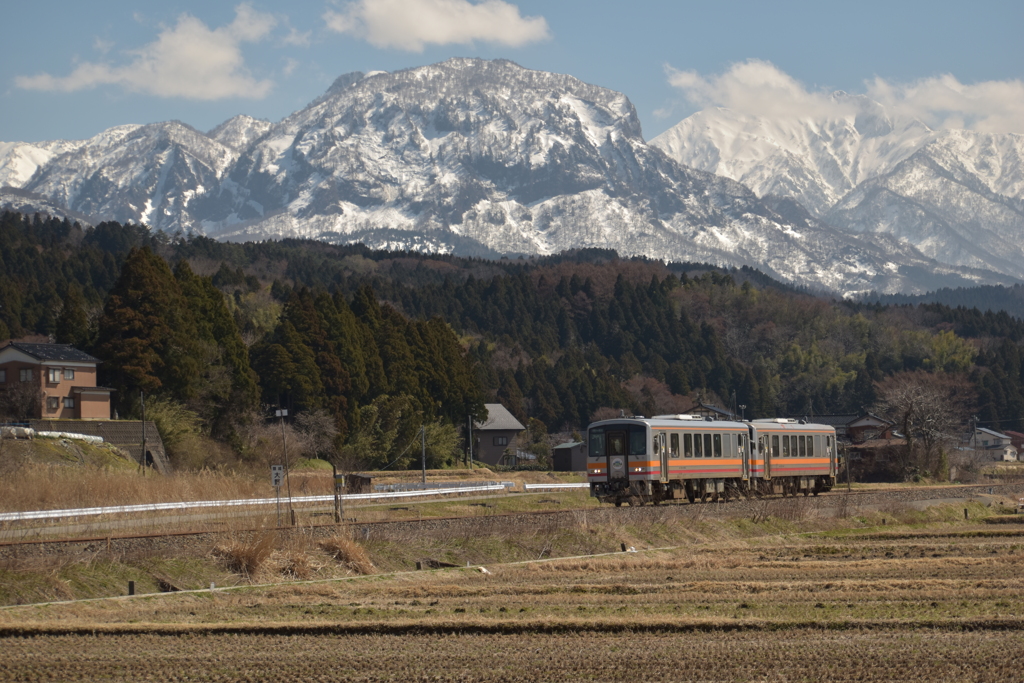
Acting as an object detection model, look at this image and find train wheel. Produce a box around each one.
[803,488,809,497]
[686,490,695,504]
[615,501,622,507]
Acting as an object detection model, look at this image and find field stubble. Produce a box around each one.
[3,495,1024,680]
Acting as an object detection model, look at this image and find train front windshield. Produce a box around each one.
[589,425,647,456]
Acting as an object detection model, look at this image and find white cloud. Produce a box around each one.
[865,75,1024,135]
[666,60,1024,135]
[17,4,276,100]
[324,0,550,52]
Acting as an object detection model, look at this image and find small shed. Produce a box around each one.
[346,473,376,494]
[552,441,587,472]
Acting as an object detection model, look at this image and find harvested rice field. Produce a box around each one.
[3,494,1024,681]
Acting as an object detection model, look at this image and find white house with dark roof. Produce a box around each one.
[473,403,526,466]
[973,427,1018,461]
[0,342,112,420]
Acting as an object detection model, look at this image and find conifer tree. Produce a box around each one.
[94,247,202,416]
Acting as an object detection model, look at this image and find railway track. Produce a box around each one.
[0,481,1020,557]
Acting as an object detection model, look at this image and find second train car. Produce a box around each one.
[587,414,837,506]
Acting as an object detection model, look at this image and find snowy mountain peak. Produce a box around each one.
[651,97,936,216]
[4,58,1019,296]
[207,115,272,151]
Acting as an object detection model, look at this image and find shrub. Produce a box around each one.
[219,533,276,579]
[319,536,374,575]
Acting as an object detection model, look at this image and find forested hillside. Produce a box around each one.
[3,210,1024,476]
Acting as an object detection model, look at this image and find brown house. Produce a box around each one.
[473,403,526,466]
[0,342,113,420]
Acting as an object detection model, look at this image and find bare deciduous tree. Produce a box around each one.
[0,381,42,422]
[874,371,974,479]
[295,409,339,461]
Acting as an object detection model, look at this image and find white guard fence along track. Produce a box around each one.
[0,484,507,523]
[523,483,590,490]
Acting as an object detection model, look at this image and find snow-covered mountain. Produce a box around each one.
[21,122,236,234]
[652,98,1024,280]
[0,138,82,189]
[1,59,1018,295]
[207,115,272,152]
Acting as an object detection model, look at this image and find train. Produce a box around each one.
[587,414,838,506]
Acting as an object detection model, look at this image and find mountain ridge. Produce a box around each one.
[1,58,1018,296]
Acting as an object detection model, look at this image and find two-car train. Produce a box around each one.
[587,414,837,506]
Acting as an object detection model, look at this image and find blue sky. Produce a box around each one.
[2,0,1022,143]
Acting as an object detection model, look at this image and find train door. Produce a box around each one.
[606,429,628,482]
[657,432,669,483]
[827,435,836,476]
[739,432,750,481]
[759,434,772,479]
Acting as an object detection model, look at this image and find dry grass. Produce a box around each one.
[0,463,273,512]
[216,533,277,579]
[319,536,375,575]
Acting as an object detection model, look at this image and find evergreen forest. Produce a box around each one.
[2,210,1023,478]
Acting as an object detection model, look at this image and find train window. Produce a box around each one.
[772,435,779,458]
[703,434,713,459]
[653,435,661,457]
[589,430,605,457]
[799,435,806,457]
[713,434,722,457]
[782,435,790,457]
[693,433,703,457]
[670,433,679,457]
[629,427,647,455]
[738,434,744,449]
[608,433,627,457]
[684,433,693,457]
[808,436,815,457]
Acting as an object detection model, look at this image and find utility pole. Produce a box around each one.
[739,404,746,421]
[139,391,146,477]
[277,408,295,525]
[421,425,427,485]
[467,414,473,469]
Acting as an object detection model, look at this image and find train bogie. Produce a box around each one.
[587,415,836,506]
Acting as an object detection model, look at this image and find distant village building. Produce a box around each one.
[552,441,587,472]
[973,427,1018,462]
[686,401,735,421]
[1004,430,1024,453]
[0,342,112,420]
[473,404,525,466]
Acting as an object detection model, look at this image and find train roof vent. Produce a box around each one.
[652,414,704,421]
[752,418,799,424]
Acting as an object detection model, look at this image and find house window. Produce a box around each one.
[48,368,61,383]
[63,397,75,409]
[493,436,508,446]
[64,368,75,380]
[20,368,32,382]
[47,397,59,411]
